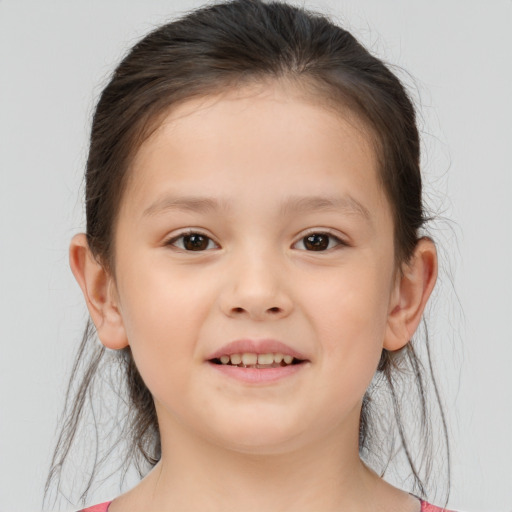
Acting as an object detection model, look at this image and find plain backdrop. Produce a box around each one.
[0,1,511,511]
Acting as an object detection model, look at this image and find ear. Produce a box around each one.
[69,233,129,350]
[384,237,438,351]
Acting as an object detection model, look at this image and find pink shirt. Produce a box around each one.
[78,498,457,511]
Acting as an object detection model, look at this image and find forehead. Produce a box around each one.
[121,80,389,223]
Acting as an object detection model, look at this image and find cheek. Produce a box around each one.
[316,266,391,346]
[115,259,217,386]
[118,254,213,337]
[306,260,392,390]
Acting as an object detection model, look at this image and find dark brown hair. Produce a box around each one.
[44,0,450,508]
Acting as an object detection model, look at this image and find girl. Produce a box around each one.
[45,0,456,510]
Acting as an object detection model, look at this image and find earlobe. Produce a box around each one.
[69,233,129,350]
[384,237,438,351]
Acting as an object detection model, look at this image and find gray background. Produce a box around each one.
[1,1,511,511]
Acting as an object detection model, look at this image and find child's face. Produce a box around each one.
[112,81,399,454]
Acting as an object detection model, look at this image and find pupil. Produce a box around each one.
[305,234,328,251]
[184,234,208,251]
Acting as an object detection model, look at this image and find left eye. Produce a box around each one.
[294,232,344,251]
[166,232,219,251]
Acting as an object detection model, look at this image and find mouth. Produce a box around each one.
[210,352,305,369]
[206,339,310,383]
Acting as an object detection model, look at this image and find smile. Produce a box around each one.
[211,352,303,368]
[207,341,310,383]
[206,338,310,383]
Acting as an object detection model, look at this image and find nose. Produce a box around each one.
[219,251,293,321]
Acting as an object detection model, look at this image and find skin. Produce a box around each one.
[70,80,437,512]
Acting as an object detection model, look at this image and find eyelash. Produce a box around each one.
[164,229,348,252]
[295,230,347,251]
[166,230,220,251]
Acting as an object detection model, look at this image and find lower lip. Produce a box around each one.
[207,361,308,384]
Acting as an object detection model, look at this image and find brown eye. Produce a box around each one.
[167,232,218,251]
[183,234,209,251]
[304,233,329,251]
[295,232,344,251]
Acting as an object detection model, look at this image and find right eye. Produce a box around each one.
[165,231,219,251]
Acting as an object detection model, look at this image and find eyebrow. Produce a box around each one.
[279,195,371,220]
[143,195,230,217]
[142,194,371,221]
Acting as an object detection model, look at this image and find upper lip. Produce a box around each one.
[207,338,309,361]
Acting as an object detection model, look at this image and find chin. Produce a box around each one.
[204,412,308,455]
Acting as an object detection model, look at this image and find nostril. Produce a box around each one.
[227,305,288,318]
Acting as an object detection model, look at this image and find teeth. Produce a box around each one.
[230,354,242,365]
[257,353,274,365]
[217,352,298,366]
[241,353,258,366]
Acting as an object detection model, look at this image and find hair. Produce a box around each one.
[44,0,451,508]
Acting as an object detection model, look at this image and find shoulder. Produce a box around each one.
[76,501,112,512]
[421,500,458,512]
